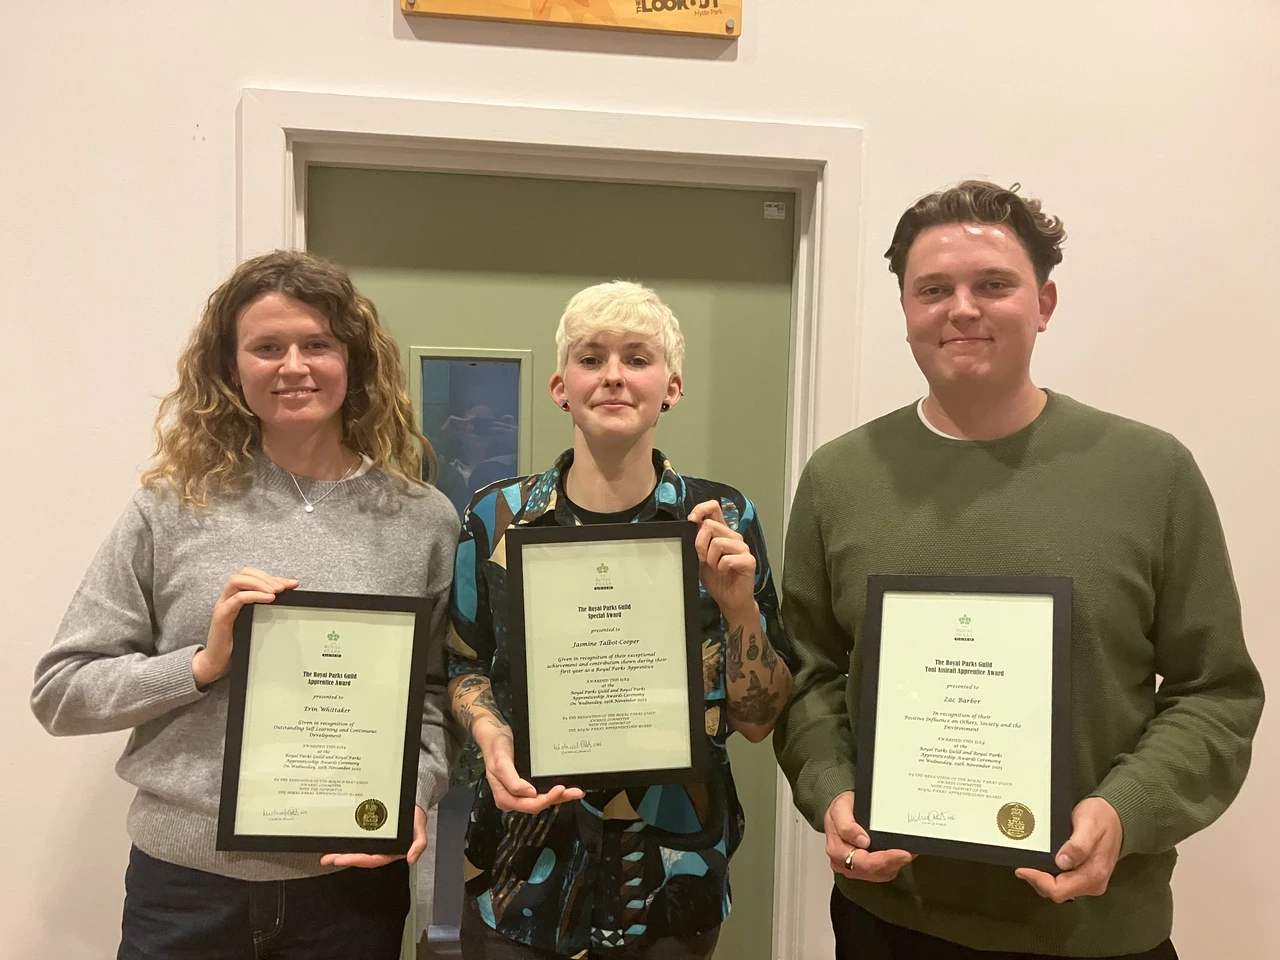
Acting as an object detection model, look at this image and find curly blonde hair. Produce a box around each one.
[142,250,435,508]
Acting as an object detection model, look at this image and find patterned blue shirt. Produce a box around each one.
[446,449,790,956]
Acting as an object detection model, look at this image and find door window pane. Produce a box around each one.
[422,356,522,518]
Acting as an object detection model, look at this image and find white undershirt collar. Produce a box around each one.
[916,397,969,441]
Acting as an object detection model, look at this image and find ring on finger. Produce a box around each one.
[844,849,855,868]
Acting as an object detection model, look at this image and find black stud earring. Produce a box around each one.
[561,401,570,411]
[661,402,671,412]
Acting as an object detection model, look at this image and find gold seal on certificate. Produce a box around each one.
[997,802,1035,841]
[854,575,1072,872]
[355,798,389,831]
[505,522,708,791]
[216,591,433,854]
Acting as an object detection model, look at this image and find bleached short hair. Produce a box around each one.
[555,281,685,378]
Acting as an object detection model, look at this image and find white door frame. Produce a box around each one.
[238,87,862,960]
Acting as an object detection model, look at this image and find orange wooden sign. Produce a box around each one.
[400,0,742,39]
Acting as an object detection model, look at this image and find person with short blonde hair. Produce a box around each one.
[446,280,794,958]
[554,280,686,378]
[33,250,459,960]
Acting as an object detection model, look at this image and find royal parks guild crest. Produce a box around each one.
[593,562,614,592]
[322,630,342,659]
[954,613,975,643]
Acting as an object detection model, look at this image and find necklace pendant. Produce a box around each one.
[304,504,314,513]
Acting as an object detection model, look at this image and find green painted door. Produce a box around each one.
[308,166,795,960]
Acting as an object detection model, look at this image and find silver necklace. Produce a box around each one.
[287,458,360,513]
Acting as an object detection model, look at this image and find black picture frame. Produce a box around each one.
[854,574,1072,872]
[217,590,433,854]
[505,521,709,792]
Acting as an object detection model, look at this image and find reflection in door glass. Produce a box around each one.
[422,357,522,518]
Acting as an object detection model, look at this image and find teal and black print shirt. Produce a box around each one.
[446,448,791,955]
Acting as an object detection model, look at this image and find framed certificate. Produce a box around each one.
[216,591,432,854]
[855,575,1072,871]
[505,522,708,791]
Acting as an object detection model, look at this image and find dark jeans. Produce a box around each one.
[459,898,719,960]
[118,845,409,960]
[831,886,1178,960]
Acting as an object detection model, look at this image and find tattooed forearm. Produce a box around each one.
[726,624,745,683]
[450,676,480,726]
[760,639,779,681]
[722,610,790,735]
[473,688,509,727]
[450,674,509,735]
[727,673,781,725]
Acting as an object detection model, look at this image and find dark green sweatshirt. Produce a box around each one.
[774,392,1263,956]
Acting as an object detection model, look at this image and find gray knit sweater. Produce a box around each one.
[31,457,460,881]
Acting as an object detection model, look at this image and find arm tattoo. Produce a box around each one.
[474,688,509,727]
[747,631,759,661]
[727,673,780,726]
[726,624,745,683]
[760,640,779,681]
[452,675,488,729]
[456,676,486,694]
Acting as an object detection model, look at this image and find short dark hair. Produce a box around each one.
[884,180,1066,291]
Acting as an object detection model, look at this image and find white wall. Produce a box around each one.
[3,2,1276,957]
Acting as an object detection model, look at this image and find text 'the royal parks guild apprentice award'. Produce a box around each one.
[855,575,1072,871]
[217,591,433,854]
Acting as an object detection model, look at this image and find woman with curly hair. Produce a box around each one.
[32,250,459,960]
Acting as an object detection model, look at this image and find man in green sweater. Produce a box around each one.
[773,180,1264,959]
